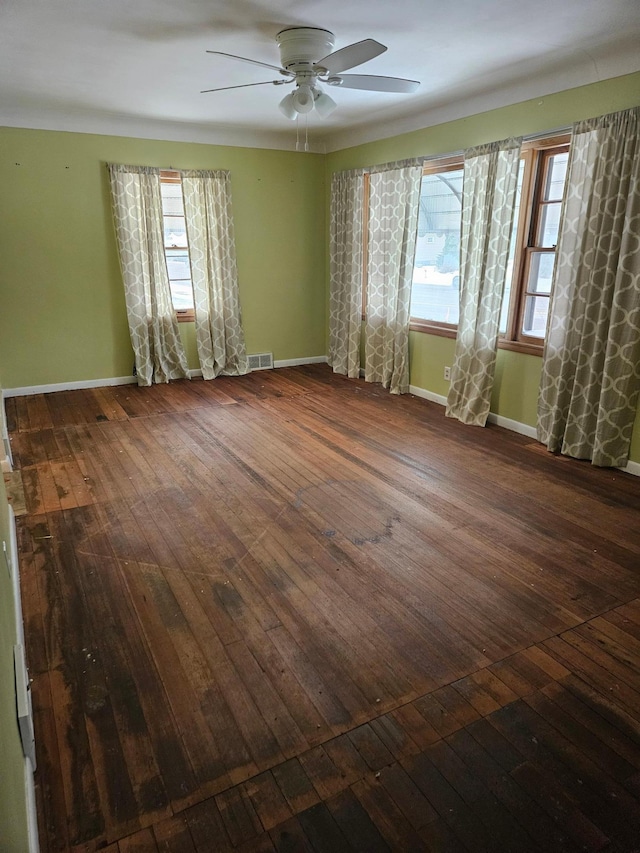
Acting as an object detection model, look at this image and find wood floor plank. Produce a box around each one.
[324,788,391,853]
[350,775,428,852]
[223,640,309,761]
[183,798,232,853]
[152,815,197,853]
[509,761,608,853]
[119,557,243,790]
[268,815,315,853]
[388,703,441,750]
[117,827,159,853]
[403,750,492,852]
[294,801,353,853]
[4,395,18,431]
[215,784,263,847]
[31,672,71,853]
[524,689,639,784]
[541,680,640,768]
[375,762,438,830]
[489,700,640,848]
[426,738,539,853]
[451,668,518,717]
[298,746,349,800]
[368,713,421,761]
[243,771,293,832]
[346,724,394,771]
[26,394,54,431]
[271,759,320,816]
[322,734,369,786]
[445,727,577,853]
[542,636,640,719]
[76,513,201,810]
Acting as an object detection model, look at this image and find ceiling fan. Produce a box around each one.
[202,27,420,120]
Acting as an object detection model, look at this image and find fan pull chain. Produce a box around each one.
[305,114,309,152]
[295,117,300,152]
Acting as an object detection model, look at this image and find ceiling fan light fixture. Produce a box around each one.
[314,90,337,118]
[291,84,315,113]
[278,92,297,120]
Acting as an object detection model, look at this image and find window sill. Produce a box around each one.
[498,338,543,357]
[409,320,457,338]
[176,310,195,323]
[409,320,544,357]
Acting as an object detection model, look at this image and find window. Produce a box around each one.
[160,171,194,321]
[501,142,569,350]
[410,158,463,328]
[409,136,570,353]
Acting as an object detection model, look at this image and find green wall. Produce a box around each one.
[326,71,640,464]
[0,131,326,388]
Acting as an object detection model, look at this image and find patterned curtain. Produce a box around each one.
[365,162,423,394]
[108,164,189,386]
[329,169,365,378]
[180,170,248,379]
[538,107,640,468]
[446,138,522,425]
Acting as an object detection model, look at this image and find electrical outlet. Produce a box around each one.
[444,366,451,381]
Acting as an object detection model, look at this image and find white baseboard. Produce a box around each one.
[188,369,203,379]
[3,375,138,398]
[624,459,640,477]
[1,394,12,470]
[273,356,328,368]
[486,412,538,439]
[25,756,39,853]
[7,505,24,647]
[409,385,447,407]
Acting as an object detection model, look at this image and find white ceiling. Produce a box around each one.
[2,0,639,153]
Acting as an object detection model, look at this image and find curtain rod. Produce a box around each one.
[419,125,572,165]
[524,124,572,141]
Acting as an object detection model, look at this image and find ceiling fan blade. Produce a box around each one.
[206,50,293,77]
[200,80,286,94]
[331,74,420,93]
[315,39,386,75]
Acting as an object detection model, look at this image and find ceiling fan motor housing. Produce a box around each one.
[276,27,335,73]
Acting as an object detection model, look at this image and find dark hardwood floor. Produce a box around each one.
[7,364,640,852]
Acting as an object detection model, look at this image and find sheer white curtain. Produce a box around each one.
[108,163,189,386]
[538,107,640,467]
[446,138,522,425]
[365,162,423,394]
[329,169,365,378]
[180,170,248,379]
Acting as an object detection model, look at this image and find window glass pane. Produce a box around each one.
[169,280,194,311]
[527,252,555,295]
[165,249,191,281]
[161,177,194,313]
[522,295,549,337]
[544,152,568,202]
[411,168,463,323]
[164,217,188,248]
[160,182,185,216]
[537,202,562,247]
[499,159,525,334]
